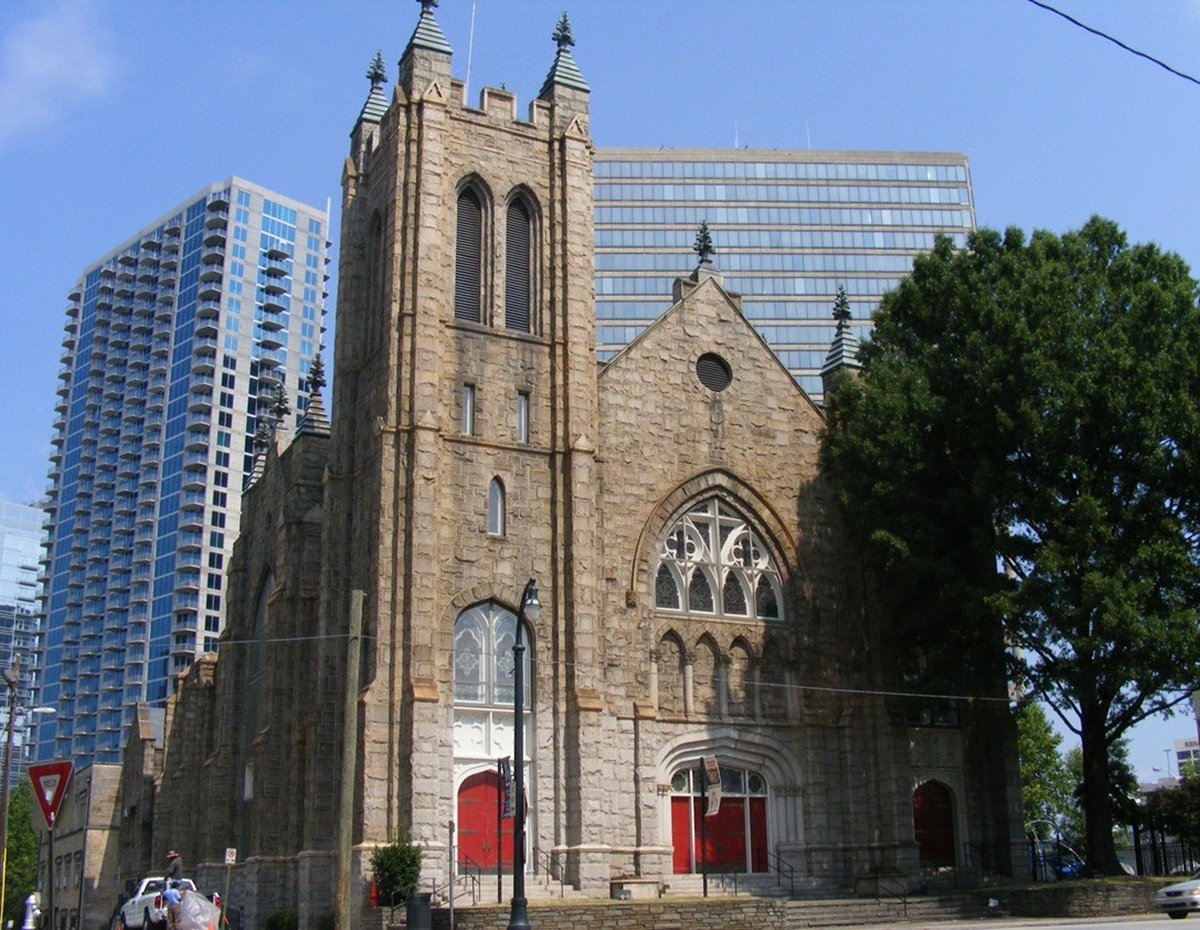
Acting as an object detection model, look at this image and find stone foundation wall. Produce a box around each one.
[993,878,1160,918]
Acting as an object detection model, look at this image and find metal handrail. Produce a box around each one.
[455,851,485,905]
[704,863,740,896]
[532,847,565,898]
[871,874,908,915]
[766,850,795,897]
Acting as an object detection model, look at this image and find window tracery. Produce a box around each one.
[654,499,783,621]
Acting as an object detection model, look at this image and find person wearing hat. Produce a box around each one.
[163,850,183,883]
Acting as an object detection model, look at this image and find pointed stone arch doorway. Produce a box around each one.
[912,780,956,868]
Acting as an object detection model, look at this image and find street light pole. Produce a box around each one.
[508,578,539,930]
[0,656,19,925]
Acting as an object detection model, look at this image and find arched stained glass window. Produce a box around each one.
[654,499,784,621]
[453,602,530,708]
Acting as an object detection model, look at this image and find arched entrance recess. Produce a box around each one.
[669,765,768,873]
[657,730,803,876]
[912,781,956,868]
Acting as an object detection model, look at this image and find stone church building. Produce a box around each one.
[150,4,1026,925]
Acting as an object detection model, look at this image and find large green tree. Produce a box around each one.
[4,782,39,928]
[825,217,1200,874]
[1015,702,1073,839]
[1149,773,1200,849]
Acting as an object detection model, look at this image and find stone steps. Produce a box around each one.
[425,893,1002,930]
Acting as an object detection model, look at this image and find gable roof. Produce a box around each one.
[598,267,826,421]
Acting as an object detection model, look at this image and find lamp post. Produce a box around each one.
[508,578,540,930]
[0,657,18,926]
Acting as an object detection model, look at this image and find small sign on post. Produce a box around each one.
[222,848,235,928]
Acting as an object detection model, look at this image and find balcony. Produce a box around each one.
[180,488,206,511]
[261,294,287,314]
[202,242,226,265]
[197,298,221,319]
[193,333,218,356]
[184,449,209,470]
[175,569,201,593]
[207,190,230,210]
[198,280,222,301]
[182,470,207,491]
[177,532,203,553]
[199,260,223,283]
[187,391,212,414]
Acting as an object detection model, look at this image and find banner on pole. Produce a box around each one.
[702,755,721,816]
[499,757,513,819]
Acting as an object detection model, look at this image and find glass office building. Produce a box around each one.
[594,149,975,398]
[0,500,44,784]
[40,178,328,765]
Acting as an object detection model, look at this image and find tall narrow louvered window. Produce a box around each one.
[455,189,482,322]
[505,200,531,332]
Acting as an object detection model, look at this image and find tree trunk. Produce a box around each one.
[1080,709,1123,874]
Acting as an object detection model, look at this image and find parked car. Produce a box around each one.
[1156,872,1200,920]
[119,878,197,930]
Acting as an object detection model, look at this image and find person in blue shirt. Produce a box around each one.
[163,882,182,930]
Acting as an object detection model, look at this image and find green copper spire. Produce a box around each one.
[693,221,716,266]
[359,48,389,122]
[407,0,453,55]
[366,50,387,88]
[822,285,862,378]
[309,350,326,393]
[298,349,331,437]
[552,11,574,49]
[539,10,589,96]
[831,285,852,332]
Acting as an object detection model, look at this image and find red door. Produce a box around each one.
[457,771,513,870]
[913,781,955,868]
[671,794,768,873]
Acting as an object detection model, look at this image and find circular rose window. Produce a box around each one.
[696,352,732,392]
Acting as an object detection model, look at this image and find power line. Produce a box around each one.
[207,631,1012,704]
[1026,0,1200,88]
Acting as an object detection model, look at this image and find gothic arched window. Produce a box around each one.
[455,187,483,322]
[654,499,784,622]
[453,602,530,709]
[505,199,532,332]
[488,478,506,535]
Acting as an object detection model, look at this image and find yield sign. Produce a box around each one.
[28,759,73,828]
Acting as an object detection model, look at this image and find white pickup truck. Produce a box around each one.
[119,878,196,930]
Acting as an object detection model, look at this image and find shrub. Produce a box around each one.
[262,910,297,930]
[369,831,422,907]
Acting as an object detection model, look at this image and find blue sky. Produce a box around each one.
[2,0,1199,780]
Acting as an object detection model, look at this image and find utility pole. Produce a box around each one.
[336,591,364,930]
